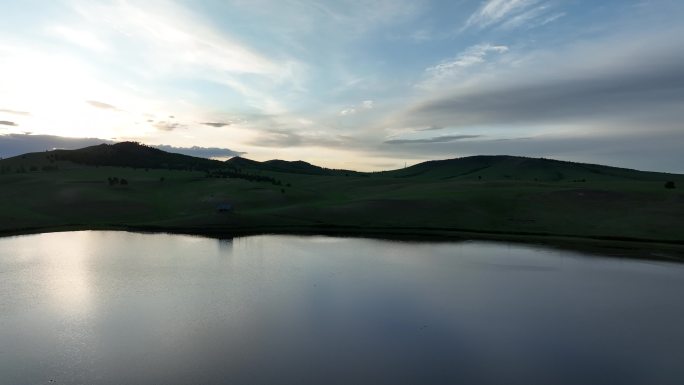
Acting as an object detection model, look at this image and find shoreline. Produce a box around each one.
[2,223,683,262]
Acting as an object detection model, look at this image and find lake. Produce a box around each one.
[1,231,683,384]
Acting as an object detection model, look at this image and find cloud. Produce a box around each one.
[339,99,375,116]
[0,109,30,116]
[153,145,244,158]
[71,1,280,77]
[463,0,559,30]
[86,100,119,110]
[201,122,232,128]
[0,121,18,126]
[339,108,356,116]
[416,125,445,131]
[498,4,552,30]
[250,129,354,148]
[424,44,508,82]
[67,0,297,116]
[410,63,684,129]
[384,135,482,144]
[153,121,185,131]
[537,12,566,27]
[401,32,684,130]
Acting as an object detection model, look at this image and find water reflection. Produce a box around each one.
[0,231,683,385]
[217,238,234,255]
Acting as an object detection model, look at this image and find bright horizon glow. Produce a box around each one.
[1,0,683,172]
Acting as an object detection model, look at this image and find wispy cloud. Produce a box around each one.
[86,100,119,110]
[0,109,30,116]
[250,129,355,148]
[68,0,296,116]
[421,44,508,87]
[153,121,185,131]
[499,4,552,29]
[71,1,279,76]
[201,122,232,128]
[385,135,482,144]
[0,121,18,126]
[339,100,375,116]
[463,0,560,30]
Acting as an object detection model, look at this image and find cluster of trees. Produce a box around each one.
[107,177,129,186]
[665,181,676,189]
[0,164,59,174]
[206,169,289,187]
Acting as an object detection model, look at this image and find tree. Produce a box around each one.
[665,181,676,189]
[120,178,129,185]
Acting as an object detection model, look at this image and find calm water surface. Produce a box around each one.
[1,231,684,385]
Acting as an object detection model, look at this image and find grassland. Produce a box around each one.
[1,144,683,257]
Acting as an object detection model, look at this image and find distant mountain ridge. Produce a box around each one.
[1,141,681,182]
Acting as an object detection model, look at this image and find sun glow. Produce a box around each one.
[0,43,157,139]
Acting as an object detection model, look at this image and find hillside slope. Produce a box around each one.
[226,157,362,176]
[382,155,683,182]
[0,142,224,171]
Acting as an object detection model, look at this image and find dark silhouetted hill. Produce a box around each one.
[226,157,362,176]
[381,155,682,182]
[52,142,223,170]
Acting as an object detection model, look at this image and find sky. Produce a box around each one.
[0,0,683,172]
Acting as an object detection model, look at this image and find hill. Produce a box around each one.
[226,157,362,176]
[0,141,224,172]
[381,155,682,182]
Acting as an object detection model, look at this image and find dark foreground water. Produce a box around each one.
[1,232,684,385]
